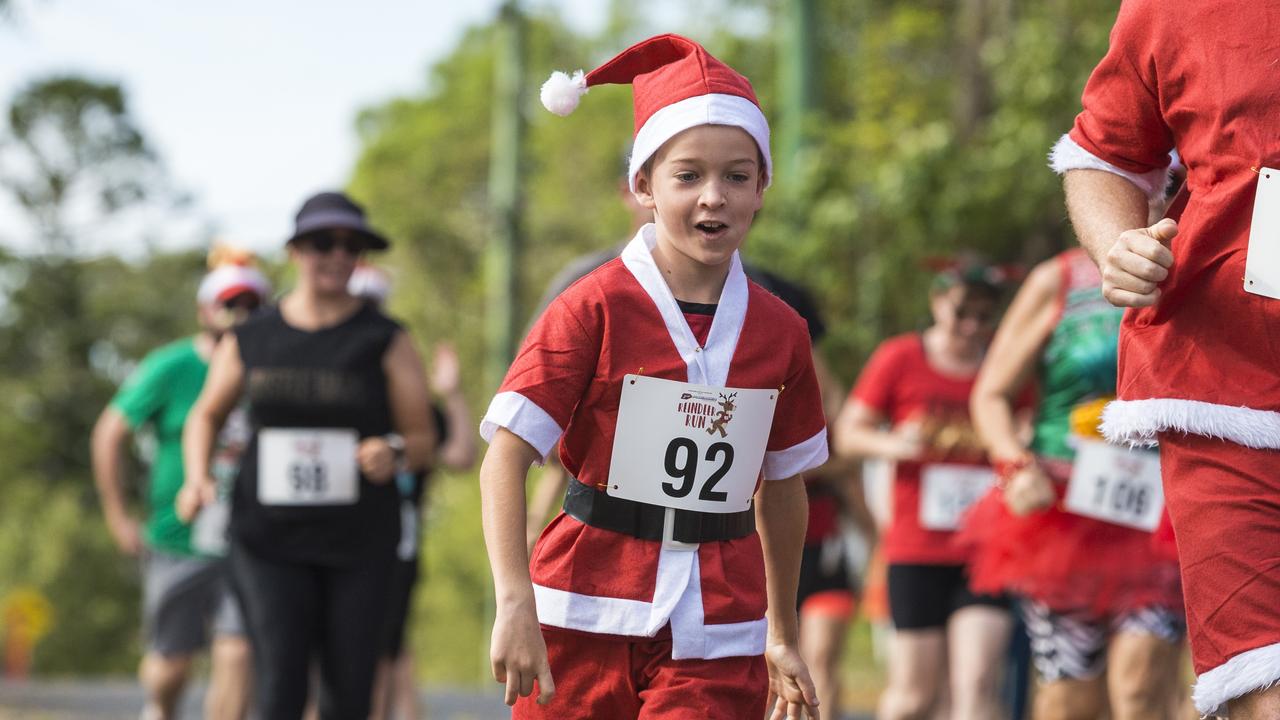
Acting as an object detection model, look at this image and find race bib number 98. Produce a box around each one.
[258,428,359,506]
[1064,438,1163,531]
[607,375,778,513]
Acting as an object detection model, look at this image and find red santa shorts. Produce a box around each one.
[1159,431,1280,715]
[513,625,768,720]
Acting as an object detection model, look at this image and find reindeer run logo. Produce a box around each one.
[677,391,738,437]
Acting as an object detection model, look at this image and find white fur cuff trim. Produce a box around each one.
[1101,398,1280,451]
[762,428,829,481]
[1049,134,1169,201]
[1193,641,1280,716]
[479,391,564,460]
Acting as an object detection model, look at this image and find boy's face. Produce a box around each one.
[633,124,765,271]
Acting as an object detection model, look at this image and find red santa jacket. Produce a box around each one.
[481,225,829,660]
[1050,0,1280,450]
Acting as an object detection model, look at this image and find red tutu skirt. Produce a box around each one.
[961,458,1183,616]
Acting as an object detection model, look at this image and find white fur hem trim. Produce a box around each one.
[1049,134,1169,201]
[1101,398,1280,451]
[532,547,766,660]
[762,428,829,481]
[479,391,563,460]
[629,93,772,191]
[1193,642,1280,716]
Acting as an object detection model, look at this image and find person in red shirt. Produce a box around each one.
[479,35,827,720]
[833,264,1011,720]
[1051,2,1280,716]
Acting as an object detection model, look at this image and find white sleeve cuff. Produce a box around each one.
[1049,133,1169,201]
[762,428,829,481]
[479,391,564,460]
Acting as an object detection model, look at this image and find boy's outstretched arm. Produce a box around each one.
[756,474,821,720]
[480,428,556,707]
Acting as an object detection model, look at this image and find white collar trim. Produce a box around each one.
[620,223,747,386]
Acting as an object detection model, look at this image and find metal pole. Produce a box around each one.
[485,0,525,391]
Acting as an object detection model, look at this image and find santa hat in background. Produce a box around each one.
[197,244,272,305]
[348,263,392,304]
[540,33,772,191]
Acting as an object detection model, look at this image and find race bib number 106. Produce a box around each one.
[608,375,778,514]
[1064,439,1163,531]
[258,428,359,506]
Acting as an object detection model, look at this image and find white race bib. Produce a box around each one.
[1064,438,1163,531]
[1245,167,1280,299]
[607,375,778,513]
[918,464,994,530]
[257,428,359,506]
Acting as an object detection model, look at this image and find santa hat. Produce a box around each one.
[197,244,271,305]
[348,263,392,303]
[540,33,771,191]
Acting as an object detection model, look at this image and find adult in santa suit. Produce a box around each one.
[478,35,828,720]
[1053,1,1280,716]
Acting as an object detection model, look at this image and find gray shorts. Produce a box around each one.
[142,550,244,656]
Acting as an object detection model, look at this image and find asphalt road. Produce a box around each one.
[0,680,507,719]
[0,680,872,719]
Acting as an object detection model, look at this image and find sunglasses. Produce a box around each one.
[300,232,367,256]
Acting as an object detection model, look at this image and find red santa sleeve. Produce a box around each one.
[1049,0,1174,199]
[761,328,829,481]
[479,293,601,459]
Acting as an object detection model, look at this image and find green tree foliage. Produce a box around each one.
[0,76,198,674]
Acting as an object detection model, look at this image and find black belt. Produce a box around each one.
[562,478,755,544]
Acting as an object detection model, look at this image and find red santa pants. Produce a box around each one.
[1159,431,1280,714]
[512,625,768,720]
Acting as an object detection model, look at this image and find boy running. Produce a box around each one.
[479,35,827,720]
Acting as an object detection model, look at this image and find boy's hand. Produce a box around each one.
[491,600,555,707]
[766,643,821,720]
[1101,218,1176,307]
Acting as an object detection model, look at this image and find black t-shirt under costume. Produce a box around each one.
[231,302,401,566]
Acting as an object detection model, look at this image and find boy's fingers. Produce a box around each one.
[798,673,819,707]
[503,669,521,706]
[519,671,535,698]
[536,666,556,704]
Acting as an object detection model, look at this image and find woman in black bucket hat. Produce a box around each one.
[179,190,435,719]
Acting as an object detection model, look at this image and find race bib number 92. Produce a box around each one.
[607,375,778,513]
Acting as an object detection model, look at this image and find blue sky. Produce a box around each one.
[0,0,636,257]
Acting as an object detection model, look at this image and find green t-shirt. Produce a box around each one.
[111,337,209,556]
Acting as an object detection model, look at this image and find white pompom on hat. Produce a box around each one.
[539,34,772,191]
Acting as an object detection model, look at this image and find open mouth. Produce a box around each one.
[695,221,728,237]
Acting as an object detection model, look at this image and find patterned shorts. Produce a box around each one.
[1019,599,1185,683]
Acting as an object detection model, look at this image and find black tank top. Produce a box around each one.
[231,301,401,565]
